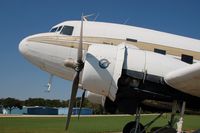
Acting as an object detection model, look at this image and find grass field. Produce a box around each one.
[0,114,199,133]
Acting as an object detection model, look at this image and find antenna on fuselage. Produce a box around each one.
[82,13,95,21]
[44,74,54,92]
[93,13,99,21]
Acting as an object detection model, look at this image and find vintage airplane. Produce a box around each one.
[19,15,200,133]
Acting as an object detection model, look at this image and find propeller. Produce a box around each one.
[64,14,84,130]
[78,89,86,119]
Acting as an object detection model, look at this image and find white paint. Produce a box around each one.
[165,63,200,97]
[19,38,75,80]
[87,91,105,106]
[82,44,118,99]
[53,21,200,52]
[109,44,126,100]
[124,48,189,77]
[19,20,200,100]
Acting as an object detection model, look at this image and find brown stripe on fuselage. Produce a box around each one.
[28,36,200,60]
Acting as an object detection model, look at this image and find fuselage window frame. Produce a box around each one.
[57,26,63,32]
[60,26,74,36]
[50,27,58,32]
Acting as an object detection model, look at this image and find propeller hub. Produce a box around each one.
[75,60,84,72]
[64,58,76,68]
[64,59,84,72]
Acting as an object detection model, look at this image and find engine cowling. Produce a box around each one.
[82,44,125,101]
[87,91,105,106]
[87,91,118,114]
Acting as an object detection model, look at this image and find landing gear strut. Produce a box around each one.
[123,107,145,133]
[153,101,186,133]
[122,101,187,133]
[177,101,186,133]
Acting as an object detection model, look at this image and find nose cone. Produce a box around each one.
[19,38,28,56]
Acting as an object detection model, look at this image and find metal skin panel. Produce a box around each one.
[165,63,200,97]
[21,40,75,80]
[18,20,200,104]
[144,51,189,77]
[82,44,190,101]
[87,91,105,106]
[82,44,125,101]
[53,21,200,53]
[124,48,189,79]
[123,48,146,75]
[109,44,126,100]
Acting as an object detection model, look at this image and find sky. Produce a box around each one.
[0,0,200,100]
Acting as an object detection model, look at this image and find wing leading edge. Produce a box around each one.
[164,63,200,98]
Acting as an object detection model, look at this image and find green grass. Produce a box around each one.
[0,114,199,133]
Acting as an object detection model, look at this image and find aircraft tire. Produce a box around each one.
[123,121,146,133]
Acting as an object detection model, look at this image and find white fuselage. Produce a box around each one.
[19,20,200,99]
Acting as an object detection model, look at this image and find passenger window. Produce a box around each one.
[60,26,74,35]
[181,54,193,64]
[50,27,58,32]
[126,38,138,42]
[154,48,166,55]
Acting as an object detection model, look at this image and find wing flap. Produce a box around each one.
[164,63,200,97]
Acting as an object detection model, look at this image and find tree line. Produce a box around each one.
[0,97,103,114]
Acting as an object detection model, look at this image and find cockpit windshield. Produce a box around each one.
[50,26,63,32]
[50,27,58,32]
[50,25,74,36]
[57,26,62,31]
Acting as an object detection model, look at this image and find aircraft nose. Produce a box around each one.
[19,37,28,56]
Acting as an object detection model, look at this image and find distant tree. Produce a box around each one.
[61,100,68,107]
[83,99,104,114]
[3,98,22,114]
[24,98,66,107]
[0,98,3,105]
[24,98,46,106]
[0,97,105,114]
[46,99,62,107]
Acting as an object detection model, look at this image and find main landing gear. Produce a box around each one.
[123,107,146,133]
[122,101,186,133]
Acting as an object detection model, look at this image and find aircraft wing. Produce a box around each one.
[164,63,200,97]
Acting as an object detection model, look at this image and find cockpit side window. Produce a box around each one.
[50,27,58,32]
[60,26,74,35]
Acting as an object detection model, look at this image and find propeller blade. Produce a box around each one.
[65,14,85,131]
[65,72,80,130]
[78,89,86,119]
[77,14,83,62]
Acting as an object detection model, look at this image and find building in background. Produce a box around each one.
[27,107,58,115]
[0,105,25,115]
[58,107,68,115]
[72,108,93,115]
[0,106,92,115]
[11,107,27,114]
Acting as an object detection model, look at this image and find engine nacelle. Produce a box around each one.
[87,91,118,114]
[82,44,125,101]
[82,43,188,103]
[87,91,105,106]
